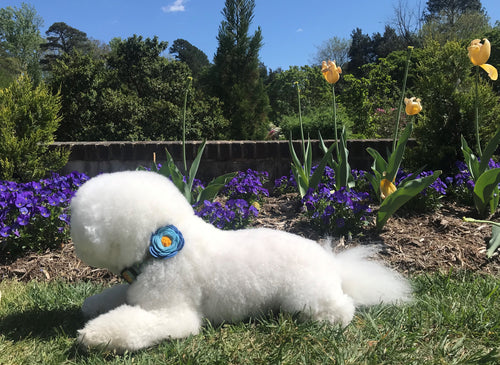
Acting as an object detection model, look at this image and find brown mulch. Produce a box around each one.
[1,196,499,283]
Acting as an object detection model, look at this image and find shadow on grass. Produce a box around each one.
[0,307,84,341]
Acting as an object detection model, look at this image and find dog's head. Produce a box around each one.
[70,170,194,274]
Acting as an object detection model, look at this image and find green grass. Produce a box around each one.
[1,272,499,364]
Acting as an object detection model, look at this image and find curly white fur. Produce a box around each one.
[71,170,411,353]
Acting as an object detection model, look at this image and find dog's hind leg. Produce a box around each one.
[77,304,202,353]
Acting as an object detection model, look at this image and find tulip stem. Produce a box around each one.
[393,47,413,152]
[474,66,482,156]
[296,82,306,159]
[182,77,192,173]
[332,85,340,158]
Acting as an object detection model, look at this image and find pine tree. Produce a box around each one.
[211,0,269,140]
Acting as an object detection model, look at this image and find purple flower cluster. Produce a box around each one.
[393,169,447,212]
[195,199,259,230]
[302,184,371,235]
[221,169,269,202]
[193,169,268,229]
[396,170,448,196]
[0,171,89,250]
[275,166,368,194]
[445,159,500,192]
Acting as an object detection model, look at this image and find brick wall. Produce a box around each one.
[51,139,413,181]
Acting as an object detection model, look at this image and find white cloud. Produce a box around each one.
[162,0,186,13]
[296,28,303,33]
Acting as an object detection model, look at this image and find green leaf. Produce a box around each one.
[367,147,388,175]
[288,135,310,198]
[319,131,333,167]
[463,217,500,258]
[333,127,354,190]
[479,128,500,174]
[376,170,442,230]
[473,167,500,216]
[386,122,412,181]
[309,140,337,191]
[187,140,207,191]
[461,135,480,181]
[195,172,237,204]
[305,137,312,176]
[365,172,380,201]
[488,225,500,258]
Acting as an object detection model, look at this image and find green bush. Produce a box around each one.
[410,40,500,170]
[279,105,352,140]
[0,75,69,182]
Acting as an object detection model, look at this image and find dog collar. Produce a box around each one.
[120,224,185,284]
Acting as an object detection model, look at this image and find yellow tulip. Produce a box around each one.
[380,178,397,200]
[404,97,422,115]
[468,38,498,81]
[321,60,342,84]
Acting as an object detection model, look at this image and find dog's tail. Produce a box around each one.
[332,245,412,306]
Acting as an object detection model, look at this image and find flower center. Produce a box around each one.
[161,236,172,247]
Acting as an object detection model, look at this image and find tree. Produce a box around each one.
[0,3,43,82]
[311,36,351,68]
[49,36,229,141]
[169,38,210,79]
[211,0,270,139]
[347,28,376,76]
[40,22,93,69]
[391,0,424,46]
[0,47,22,87]
[424,0,484,24]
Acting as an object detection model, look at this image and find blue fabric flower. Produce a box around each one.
[149,225,185,259]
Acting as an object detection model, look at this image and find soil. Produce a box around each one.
[1,195,499,283]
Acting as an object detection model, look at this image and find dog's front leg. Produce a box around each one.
[81,284,129,318]
[77,304,202,353]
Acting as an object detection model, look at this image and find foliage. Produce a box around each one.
[395,170,448,213]
[459,37,500,217]
[0,75,69,182]
[169,38,210,79]
[141,78,236,206]
[338,54,401,138]
[0,48,22,88]
[146,143,236,206]
[463,217,500,257]
[266,65,332,124]
[410,40,500,170]
[288,83,337,198]
[0,171,88,254]
[40,22,93,70]
[210,0,270,139]
[461,130,500,216]
[279,105,352,140]
[311,36,351,68]
[0,3,43,83]
[365,47,442,230]
[49,36,229,141]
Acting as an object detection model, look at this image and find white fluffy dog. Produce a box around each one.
[71,170,411,352]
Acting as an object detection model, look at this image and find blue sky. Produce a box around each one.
[3,0,500,70]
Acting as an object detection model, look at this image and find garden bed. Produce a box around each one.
[1,195,499,283]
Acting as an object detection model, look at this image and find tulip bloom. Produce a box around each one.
[380,178,397,200]
[404,97,422,115]
[468,39,498,80]
[321,60,342,84]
